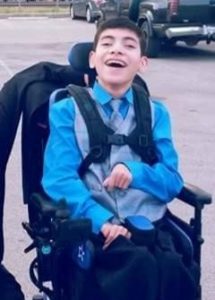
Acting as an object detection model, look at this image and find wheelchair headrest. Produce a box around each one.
[68,42,95,75]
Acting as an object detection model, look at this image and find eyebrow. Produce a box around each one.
[100,35,114,41]
[100,35,139,44]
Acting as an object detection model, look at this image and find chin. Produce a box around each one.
[105,75,129,85]
[107,80,127,87]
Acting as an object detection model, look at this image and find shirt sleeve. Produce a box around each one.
[124,100,183,202]
[41,98,113,234]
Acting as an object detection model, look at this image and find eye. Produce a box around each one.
[101,42,112,47]
[100,39,113,47]
[125,44,136,49]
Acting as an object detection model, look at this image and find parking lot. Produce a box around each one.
[0,17,215,300]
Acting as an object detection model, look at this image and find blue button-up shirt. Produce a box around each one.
[42,82,183,233]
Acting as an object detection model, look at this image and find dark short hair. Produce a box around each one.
[93,17,146,55]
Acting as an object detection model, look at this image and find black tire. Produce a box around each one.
[141,21,160,58]
[70,5,76,20]
[86,7,94,23]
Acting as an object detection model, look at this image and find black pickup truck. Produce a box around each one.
[100,0,215,57]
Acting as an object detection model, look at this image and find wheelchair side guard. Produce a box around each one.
[176,183,212,266]
[166,217,194,265]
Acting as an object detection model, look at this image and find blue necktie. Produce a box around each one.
[109,99,123,131]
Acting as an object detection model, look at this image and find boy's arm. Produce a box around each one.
[123,101,183,202]
[42,98,113,234]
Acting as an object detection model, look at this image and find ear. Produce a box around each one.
[89,50,96,69]
[138,56,148,74]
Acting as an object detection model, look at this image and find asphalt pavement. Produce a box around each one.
[0,17,215,300]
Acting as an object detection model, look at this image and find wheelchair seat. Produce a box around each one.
[18,42,211,300]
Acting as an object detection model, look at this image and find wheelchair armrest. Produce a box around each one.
[177,183,212,209]
[31,193,70,218]
[28,193,92,247]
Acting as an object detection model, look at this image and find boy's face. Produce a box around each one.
[89,28,147,90]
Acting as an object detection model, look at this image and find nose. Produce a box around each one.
[109,41,123,54]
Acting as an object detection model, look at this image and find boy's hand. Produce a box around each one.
[103,164,132,191]
[101,223,131,250]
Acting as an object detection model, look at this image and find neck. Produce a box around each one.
[98,79,132,98]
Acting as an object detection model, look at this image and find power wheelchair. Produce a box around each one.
[20,42,212,300]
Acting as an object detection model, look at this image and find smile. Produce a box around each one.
[105,59,127,68]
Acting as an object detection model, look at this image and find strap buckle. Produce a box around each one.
[107,134,126,146]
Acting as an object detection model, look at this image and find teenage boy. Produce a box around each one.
[42,17,197,300]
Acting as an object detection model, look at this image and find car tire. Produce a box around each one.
[86,7,94,23]
[141,21,160,58]
[70,5,76,20]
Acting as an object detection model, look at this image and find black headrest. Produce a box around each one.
[68,42,95,74]
[68,42,96,86]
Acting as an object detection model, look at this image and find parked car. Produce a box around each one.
[70,0,105,23]
[137,0,215,57]
[100,0,215,57]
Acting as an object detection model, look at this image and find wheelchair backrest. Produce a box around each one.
[22,44,96,208]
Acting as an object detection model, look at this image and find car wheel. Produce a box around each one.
[141,21,160,58]
[86,7,94,23]
[70,5,76,20]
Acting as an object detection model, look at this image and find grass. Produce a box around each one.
[0,5,69,16]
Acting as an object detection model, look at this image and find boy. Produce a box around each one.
[42,17,197,300]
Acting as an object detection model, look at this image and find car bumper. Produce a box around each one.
[165,25,215,41]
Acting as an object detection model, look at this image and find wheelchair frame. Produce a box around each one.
[20,43,212,300]
[23,184,211,300]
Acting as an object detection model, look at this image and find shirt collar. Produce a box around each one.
[92,81,133,105]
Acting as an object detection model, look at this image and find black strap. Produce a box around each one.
[66,83,157,177]
[67,84,113,176]
[127,84,157,165]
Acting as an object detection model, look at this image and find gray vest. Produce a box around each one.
[73,97,167,223]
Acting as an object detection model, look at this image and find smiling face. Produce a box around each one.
[89,28,148,95]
